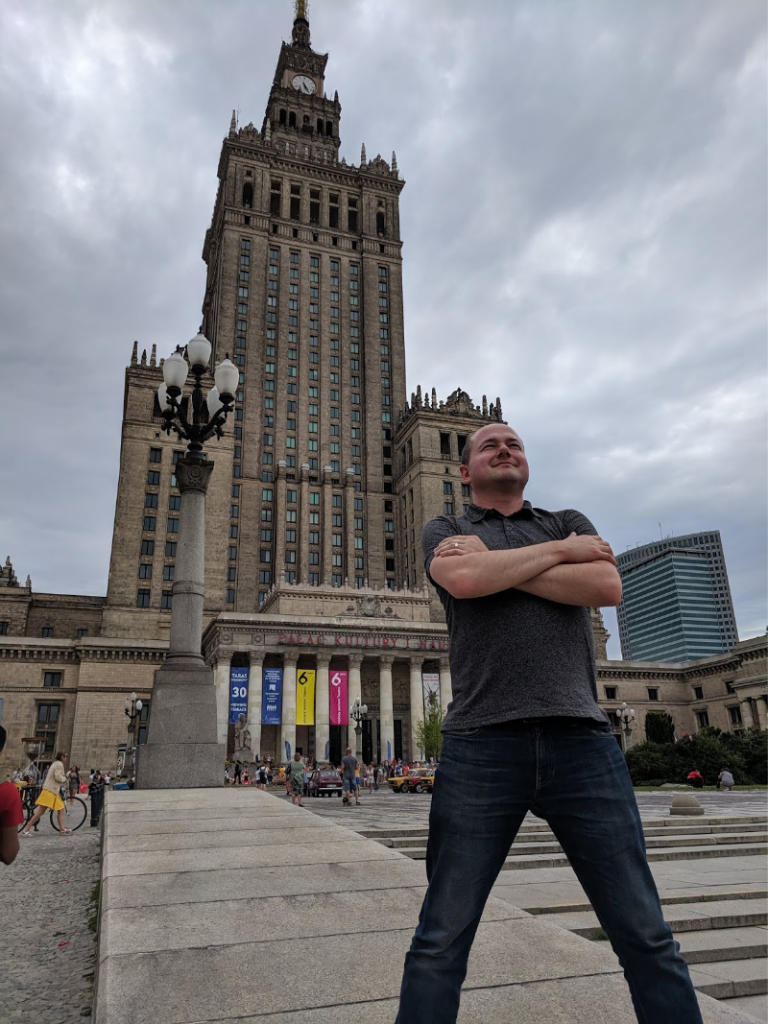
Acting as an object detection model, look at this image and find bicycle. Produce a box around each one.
[18,783,88,834]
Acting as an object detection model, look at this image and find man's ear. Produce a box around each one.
[459,464,471,484]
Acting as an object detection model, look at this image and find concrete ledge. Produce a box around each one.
[94,789,761,1024]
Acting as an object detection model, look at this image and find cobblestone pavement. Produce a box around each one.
[1,817,101,1024]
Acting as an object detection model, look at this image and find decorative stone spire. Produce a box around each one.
[130,340,138,366]
[292,0,311,47]
[496,397,503,421]
[0,556,19,588]
[431,387,437,410]
[360,142,367,165]
[264,119,272,144]
[140,348,147,367]
[391,150,398,175]
[415,385,422,408]
[150,344,157,368]
[229,109,237,137]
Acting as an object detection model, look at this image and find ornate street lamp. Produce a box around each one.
[615,701,636,750]
[137,333,236,790]
[124,691,143,776]
[349,697,368,763]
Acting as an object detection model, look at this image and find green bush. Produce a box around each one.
[626,729,766,786]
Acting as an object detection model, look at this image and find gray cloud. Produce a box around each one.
[0,0,765,654]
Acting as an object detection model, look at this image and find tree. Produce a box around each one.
[645,711,675,744]
[415,690,444,761]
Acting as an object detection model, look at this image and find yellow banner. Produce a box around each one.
[296,669,316,725]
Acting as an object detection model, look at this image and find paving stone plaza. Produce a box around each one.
[4,787,764,1023]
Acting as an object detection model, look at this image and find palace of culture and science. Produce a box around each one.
[0,7,765,776]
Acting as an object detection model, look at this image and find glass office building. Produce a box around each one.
[617,532,738,662]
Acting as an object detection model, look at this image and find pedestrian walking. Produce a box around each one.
[0,725,24,865]
[89,771,106,827]
[68,765,82,804]
[21,751,70,836]
[257,764,268,791]
[341,748,361,806]
[395,423,703,1024]
[287,753,306,806]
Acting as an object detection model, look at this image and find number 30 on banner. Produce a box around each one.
[231,685,248,698]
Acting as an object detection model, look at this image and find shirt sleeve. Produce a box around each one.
[421,516,461,584]
[0,783,25,828]
[559,509,599,538]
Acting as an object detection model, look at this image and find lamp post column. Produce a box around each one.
[281,655,298,761]
[137,458,225,788]
[347,655,363,754]
[409,657,425,761]
[315,654,331,764]
[379,655,395,764]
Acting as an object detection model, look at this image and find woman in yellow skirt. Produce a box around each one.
[21,751,70,835]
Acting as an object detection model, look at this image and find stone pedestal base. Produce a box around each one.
[669,793,704,816]
[136,663,224,789]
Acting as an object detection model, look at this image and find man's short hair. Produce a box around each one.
[460,431,478,467]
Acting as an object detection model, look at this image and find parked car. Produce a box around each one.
[307,769,343,798]
[388,768,435,794]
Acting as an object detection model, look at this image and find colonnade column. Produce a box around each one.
[755,696,768,732]
[249,655,264,760]
[347,654,363,753]
[379,655,395,764]
[409,656,425,761]
[315,654,331,762]
[740,698,755,730]
[439,658,453,718]
[213,653,232,747]
[281,655,298,761]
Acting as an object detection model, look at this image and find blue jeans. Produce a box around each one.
[396,719,702,1024]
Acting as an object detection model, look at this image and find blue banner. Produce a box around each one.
[228,667,250,725]
[262,667,283,725]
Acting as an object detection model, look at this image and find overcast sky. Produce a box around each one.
[0,0,765,657]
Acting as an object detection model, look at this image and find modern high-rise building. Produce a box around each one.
[616,531,738,662]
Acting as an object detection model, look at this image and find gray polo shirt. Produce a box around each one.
[423,502,610,731]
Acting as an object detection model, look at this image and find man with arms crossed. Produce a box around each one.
[396,424,702,1024]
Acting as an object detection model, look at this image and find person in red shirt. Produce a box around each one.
[687,769,704,789]
[0,726,25,865]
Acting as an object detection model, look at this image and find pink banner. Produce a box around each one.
[329,670,348,725]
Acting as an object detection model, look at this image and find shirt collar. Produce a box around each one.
[466,500,544,523]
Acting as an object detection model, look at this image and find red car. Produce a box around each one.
[307,769,343,798]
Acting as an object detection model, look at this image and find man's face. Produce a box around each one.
[461,426,529,491]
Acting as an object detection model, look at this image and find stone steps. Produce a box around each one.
[538,897,768,1006]
[363,814,768,870]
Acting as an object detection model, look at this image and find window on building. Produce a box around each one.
[693,686,704,701]
[695,710,709,729]
[149,447,162,463]
[40,626,54,638]
[139,564,152,579]
[440,432,451,458]
[728,706,742,726]
[604,686,617,701]
[647,688,659,701]
[161,590,173,610]
[43,672,62,688]
[137,589,151,608]
[165,541,177,557]
[0,621,9,635]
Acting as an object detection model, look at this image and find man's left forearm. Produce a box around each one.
[515,562,622,607]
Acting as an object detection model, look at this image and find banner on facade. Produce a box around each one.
[329,670,348,725]
[296,669,315,725]
[422,672,440,712]
[229,666,250,725]
[262,667,283,725]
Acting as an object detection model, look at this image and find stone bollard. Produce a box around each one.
[669,793,704,816]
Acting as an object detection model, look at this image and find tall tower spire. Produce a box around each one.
[292,0,311,48]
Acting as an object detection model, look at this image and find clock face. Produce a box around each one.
[292,74,316,95]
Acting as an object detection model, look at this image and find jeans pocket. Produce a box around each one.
[443,727,483,738]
